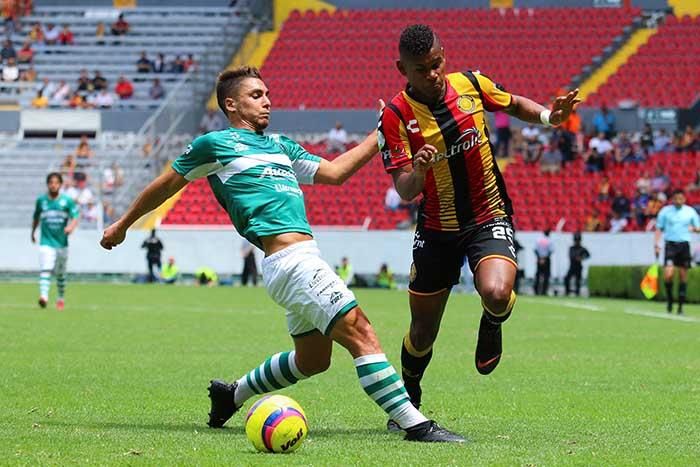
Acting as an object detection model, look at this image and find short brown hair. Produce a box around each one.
[216,66,262,117]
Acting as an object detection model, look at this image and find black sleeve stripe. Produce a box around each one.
[386,102,406,126]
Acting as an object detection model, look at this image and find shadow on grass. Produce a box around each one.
[42,420,245,435]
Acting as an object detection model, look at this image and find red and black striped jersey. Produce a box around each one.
[379,71,513,232]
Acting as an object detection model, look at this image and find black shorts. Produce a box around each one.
[409,217,518,294]
[664,241,691,268]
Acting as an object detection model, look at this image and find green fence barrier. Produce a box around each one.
[588,266,700,303]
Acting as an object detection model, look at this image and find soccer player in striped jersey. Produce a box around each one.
[378,25,580,427]
[100,66,463,443]
[31,172,80,310]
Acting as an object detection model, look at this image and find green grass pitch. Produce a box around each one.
[2,283,698,465]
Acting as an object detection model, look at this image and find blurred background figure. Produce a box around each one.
[240,240,258,286]
[161,256,179,284]
[326,121,347,153]
[195,266,218,287]
[534,229,553,296]
[564,232,590,296]
[141,229,163,283]
[376,263,396,289]
[336,256,354,286]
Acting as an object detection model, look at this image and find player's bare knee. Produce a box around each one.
[297,355,331,376]
[409,323,438,351]
[481,282,512,313]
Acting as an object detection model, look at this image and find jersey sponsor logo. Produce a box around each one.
[233,142,249,152]
[184,144,193,155]
[432,127,482,164]
[308,268,325,289]
[274,184,302,196]
[406,119,420,134]
[329,291,343,305]
[260,166,296,180]
[457,95,476,114]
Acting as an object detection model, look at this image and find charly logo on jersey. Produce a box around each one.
[433,127,482,164]
[457,95,476,114]
[184,144,193,155]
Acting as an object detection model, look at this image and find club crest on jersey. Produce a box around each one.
[457,95,476,114]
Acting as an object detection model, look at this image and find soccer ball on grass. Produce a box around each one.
[245,395,308,453]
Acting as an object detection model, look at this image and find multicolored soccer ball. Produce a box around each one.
[245,395,308,453]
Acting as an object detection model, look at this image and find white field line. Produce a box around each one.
[523,298,699,324]
[0,302,270,315]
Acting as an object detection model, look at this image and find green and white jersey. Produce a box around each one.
[33,193,79,248]
[172,128,322,248]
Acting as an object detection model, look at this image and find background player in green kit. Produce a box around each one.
[100,66,463,443]
[31,172,80,310]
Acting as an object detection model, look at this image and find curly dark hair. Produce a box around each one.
[399,24,436,57]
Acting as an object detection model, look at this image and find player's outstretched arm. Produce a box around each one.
[507,89,581,126]
[391,144,437,200]
[314,131,378,185]
[100,168,188,250]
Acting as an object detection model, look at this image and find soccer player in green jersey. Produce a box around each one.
[100,66,464,443]
[31,172,80,310]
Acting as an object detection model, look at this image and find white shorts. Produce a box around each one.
[262,240,358,337]
[39,246,68,274]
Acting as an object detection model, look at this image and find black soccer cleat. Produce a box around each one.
[38,297,47,308]
[404,420,466,443]
[207,380,240,428]
[475,314,502,375]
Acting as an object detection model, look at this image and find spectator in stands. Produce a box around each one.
[521,123,542,164]
[169,55,185,73]
[102,161,124,195]
[644,192,666,223]
[31,90,48,108]
[184,53,197,72]
[76,69,92,92]
[336,257,354,286]
[640,124,654,155]
[91,88,115,108]
[111,13,129,36]
[376,263,396,289]
[29,22,44,43]
[68,91,86,108]
[153,53,166,73]
[584,207,604,232]
[2,57,19,82]
[632,188,651,228]
[60,154,76,179]
[585,132,612,172]
[43,23,60,45]
[650,166,670,194]
[613,131,640,164]
[95,22,106,45]
[115,75,134,99]
[611,192,631,219]
[584,148,604,173]
[678,125,697,152]
[92,70,108,91]
[1,39,16,62]
[385,185,418,227]
[685,170,700,193]
[653,128,672,152]
[560,107,582,154]
[38,77,55,95]
[635,171,651,195]
[50,79,71,106]
[73,135,95,176]
[149,78,165,100]
[16,41,33,64]
[597,175,613,201]
[199,108,223,134]
[82,200,100,223]
[18,69,35,92]
[609,211,627,233]
[24,65,37,82]
[59,24,74,45]
[136,51,153,73]
[102,200,115,225]
[540,130,563,173]
[327,121,348,153]
[493,110,511,158]
[66,177,95,210]
[592,104,616,139]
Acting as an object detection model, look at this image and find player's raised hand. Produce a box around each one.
[413,144,437,175]
[100,221,127,250]
[549,88,581,126]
